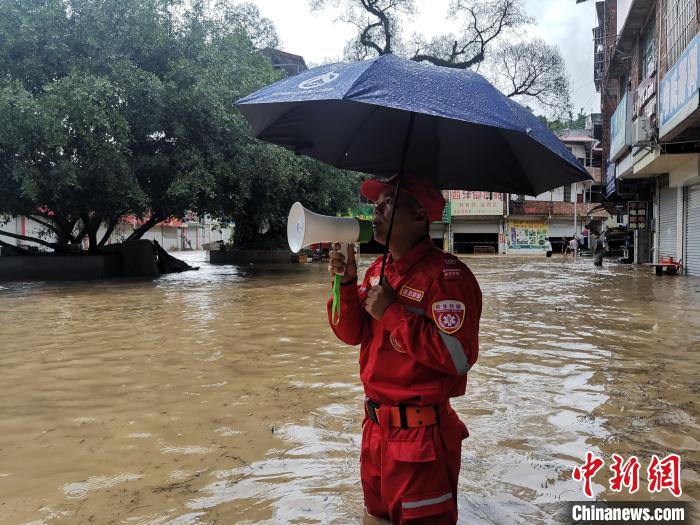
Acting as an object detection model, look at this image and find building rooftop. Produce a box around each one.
[261,48,308,77]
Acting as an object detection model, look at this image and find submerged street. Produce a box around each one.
[1,253,699,524]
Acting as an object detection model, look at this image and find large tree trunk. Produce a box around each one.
[98,216,120,247]
[153,240,198,273]
[31,213,79,246]
[80,213,102,254]
[126,216,161,241]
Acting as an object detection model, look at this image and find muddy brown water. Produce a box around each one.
[0,252,699,524]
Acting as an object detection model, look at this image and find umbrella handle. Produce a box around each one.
[379,112,415,284]
[336,242,349,275]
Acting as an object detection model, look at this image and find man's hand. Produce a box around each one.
[365,283,395,320]
[328,242,357,284]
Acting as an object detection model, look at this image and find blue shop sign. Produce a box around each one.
[659,33,700,138]
[604,162,616,197]
[610,92,631,161]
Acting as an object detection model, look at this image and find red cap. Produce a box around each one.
[360,175,446,222]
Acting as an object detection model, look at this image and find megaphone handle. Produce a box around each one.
[331,243,353,325]
[336,242,349,276]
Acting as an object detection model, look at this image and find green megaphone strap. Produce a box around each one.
[332,274,341,325]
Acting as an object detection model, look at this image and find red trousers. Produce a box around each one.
[360,406,469,524]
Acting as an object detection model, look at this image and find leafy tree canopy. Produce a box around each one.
[0,0,362,252]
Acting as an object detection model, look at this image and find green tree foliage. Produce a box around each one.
[0,0,361,252]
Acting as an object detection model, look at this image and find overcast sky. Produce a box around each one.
[243,0,601,117]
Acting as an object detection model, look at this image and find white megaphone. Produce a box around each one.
[287,202,373,273]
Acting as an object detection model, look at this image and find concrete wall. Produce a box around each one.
[0,255,122,281]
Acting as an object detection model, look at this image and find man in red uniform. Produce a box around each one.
[327,175,482,524]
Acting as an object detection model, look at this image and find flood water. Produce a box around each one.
[1,252,699,524]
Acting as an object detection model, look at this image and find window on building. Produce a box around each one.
[665,0,697,68]
[641,19,656,79]
[563,185,571,202]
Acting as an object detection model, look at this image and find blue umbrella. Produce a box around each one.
[237,54,591,284]
[237,53,591,196]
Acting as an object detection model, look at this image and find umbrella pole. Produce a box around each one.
[379,112,416,284]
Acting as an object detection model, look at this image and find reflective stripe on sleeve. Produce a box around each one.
[402,492,453,509]
[438,331,470,375]
[402,305,470,375]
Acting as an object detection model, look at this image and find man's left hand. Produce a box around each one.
[365,283,395,320]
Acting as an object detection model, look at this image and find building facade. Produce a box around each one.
[432,130,609,254]
[586,0,700,275]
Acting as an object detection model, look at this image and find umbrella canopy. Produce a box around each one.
[237,54,591,196]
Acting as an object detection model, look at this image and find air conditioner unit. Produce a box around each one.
[633,116,652,144]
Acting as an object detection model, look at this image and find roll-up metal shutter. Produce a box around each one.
[658,184,678,260]
[452,221,499,234]
[548,222,577,238]
[686,184,700,276]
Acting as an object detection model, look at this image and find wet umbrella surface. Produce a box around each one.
[237,54,591,196]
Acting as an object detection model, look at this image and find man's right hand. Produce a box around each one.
[328,242,357,284]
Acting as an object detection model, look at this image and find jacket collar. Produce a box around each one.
[387,236,436,275]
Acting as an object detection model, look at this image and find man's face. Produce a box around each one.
[372,189,425,245]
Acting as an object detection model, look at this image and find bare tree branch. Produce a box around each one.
[98,216,121,247]
[494,39,570,113]
[0,229,58,249]
[125,215,161,241]
[28,215,60,235]
[309,0,569,113]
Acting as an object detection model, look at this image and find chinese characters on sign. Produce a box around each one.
[509,220,548,249]
[573,452,682,498]
[628,201,648,230]
[450,191,503,216]
[660,33,700,137]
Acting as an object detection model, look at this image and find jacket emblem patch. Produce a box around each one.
[399,285,424,302]
[369,276,380,287]
[432,300,465,334]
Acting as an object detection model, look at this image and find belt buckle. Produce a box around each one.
[365,398,380,424]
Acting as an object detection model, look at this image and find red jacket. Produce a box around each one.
[327,237,482,406]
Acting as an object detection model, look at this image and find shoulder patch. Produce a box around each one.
[399,285,424,302]
[443,268,462,280]
[442,254,463,279]
[432,300,465,334]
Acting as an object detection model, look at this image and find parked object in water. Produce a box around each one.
[646,256,682,275]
